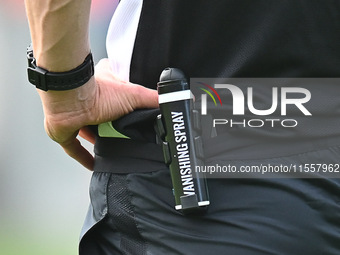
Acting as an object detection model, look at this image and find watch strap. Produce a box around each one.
[27,45,94,91]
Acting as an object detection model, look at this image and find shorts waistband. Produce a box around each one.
[93,137,166,174]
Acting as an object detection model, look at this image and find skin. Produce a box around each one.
[24,0,159,170]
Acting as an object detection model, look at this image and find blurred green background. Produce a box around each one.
[0,1,116,254]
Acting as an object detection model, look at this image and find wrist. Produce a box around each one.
[38,77,97,118]
[27,44,94,91]
[34,44,91,72]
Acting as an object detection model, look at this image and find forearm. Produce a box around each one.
[24,1,159,170]
[24,0,91,72]
[25,0,95,124]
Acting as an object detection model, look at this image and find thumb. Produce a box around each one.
[128,83,159,109]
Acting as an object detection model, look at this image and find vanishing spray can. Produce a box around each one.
[156,67,209,214]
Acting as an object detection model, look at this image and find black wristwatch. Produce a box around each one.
[27,44,94,91]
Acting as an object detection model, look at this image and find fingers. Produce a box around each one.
[130,84,159,109]
[95,58,110,70]
[96,58,159,109]
[94,58,159,119]
[79,126,96,144]
[60,138,94,170]
[40,57,159,171]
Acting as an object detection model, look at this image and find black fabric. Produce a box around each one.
[112,108,160,142]
[79,218,124,255]
[79,174,147,255]
[107,174,147,255]
[130,0,340,86]
[81,165,340,255]
[129,169,340,255]
[93,137,165,173]
[82,1,340,254]
[128,0,340,159]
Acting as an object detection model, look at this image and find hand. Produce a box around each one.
[38,58,158,170]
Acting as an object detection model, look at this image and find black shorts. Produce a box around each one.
[79,138,340,255]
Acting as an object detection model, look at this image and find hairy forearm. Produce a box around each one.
[24,0,91,72]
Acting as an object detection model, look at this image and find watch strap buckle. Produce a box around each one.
[26,44,94,91]
[27,66,48,91]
